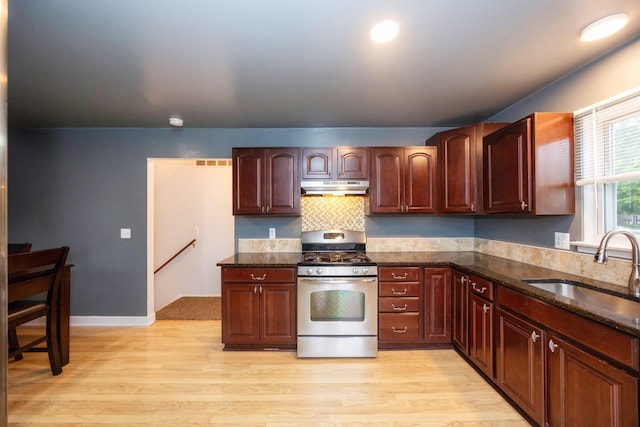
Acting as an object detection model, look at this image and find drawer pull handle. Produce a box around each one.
[531,331,539,342]
[392,326,408,334]
[549,339,558,353]
[250,273,266,281]
[391,288,408,295]
[471,282,487,293]
[391,304,408,311]
[391,272,408,280]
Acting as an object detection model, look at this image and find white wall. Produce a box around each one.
[153,159,234,310]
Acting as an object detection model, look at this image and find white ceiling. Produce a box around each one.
[7,0,640,128]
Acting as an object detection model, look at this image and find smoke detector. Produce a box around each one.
[169,116,184,127]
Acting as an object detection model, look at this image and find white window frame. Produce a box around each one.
[573,87,640,259]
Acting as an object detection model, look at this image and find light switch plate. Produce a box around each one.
[554,232,570,250]
[269,228,276,239]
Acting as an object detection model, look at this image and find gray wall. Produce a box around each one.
[8,35,640,317]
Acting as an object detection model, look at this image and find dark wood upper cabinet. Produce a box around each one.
[370,146,437,214]
[232,147,300,215]
[301,147,369,180]
[428,123,508,214]
[483,112,574,214]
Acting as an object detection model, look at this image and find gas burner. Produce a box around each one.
[302,251,372,264]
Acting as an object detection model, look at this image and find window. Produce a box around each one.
[575,87,640,253]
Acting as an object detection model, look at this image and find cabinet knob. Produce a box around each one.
[520,200,528,211]
[548,339,559,353]
[482,303,490,314]
[531,331,540,342]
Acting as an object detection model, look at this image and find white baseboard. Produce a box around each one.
[69,314,156,327]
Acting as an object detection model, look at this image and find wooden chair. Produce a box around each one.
[8,246,70,375]
[8,242,33,255]
[7,242,34,360]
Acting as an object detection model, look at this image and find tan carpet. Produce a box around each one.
[156,297,221,320]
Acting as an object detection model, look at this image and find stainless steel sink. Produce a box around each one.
[522,279,640,322]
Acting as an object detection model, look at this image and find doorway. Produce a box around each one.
[147,158,234,318]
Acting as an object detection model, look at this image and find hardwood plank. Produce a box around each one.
[8,321,529,426]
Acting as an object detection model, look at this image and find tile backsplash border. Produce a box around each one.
[237,237,628,289]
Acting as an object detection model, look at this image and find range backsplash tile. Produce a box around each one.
[301,196,366,231]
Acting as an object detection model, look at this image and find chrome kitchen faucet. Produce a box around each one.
[594,229,640,297]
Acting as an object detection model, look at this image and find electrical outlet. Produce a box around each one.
[554,232,570,250]
[269,228,276,239]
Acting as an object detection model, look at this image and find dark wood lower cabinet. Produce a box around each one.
[221,267,296,350]
[423,268,451,343]
[468,293,494,378]
[495,308,545,426]
[547,334,638,427]
[452,270,468,353]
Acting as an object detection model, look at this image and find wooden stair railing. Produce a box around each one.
[154,239,196,274]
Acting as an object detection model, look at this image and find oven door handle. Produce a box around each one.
[297,277,377,286]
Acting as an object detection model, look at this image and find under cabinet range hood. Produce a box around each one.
[301,180,369,196]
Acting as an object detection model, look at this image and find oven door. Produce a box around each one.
[297,276,378,336]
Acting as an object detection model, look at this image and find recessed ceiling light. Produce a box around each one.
[370,20,399,43]
[580,13,629,42]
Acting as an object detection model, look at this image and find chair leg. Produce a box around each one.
[8,328,24,361]
[47,316,63,375]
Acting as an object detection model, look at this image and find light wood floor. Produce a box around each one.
[8,321,530,426]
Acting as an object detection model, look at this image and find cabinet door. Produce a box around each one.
[484,119,532,213]
[495,309,544,426]
[336,147,369,180]
[405,147,437,213]
[260,284,296,345]
[424,268,451,343]
[265,148,300,215]
[302,147,332,179]
[222,284,260,344]
[547,334,639,427]
[469,293,494,377]
[232,148,264,215]
[452,271,468,353]
[370,148,404,213]
[439,126,477,213]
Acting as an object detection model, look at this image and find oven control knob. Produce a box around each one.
[353,267,360,275]
[306,268,314,275]
[316,268,323,275]
[362,267,369,275]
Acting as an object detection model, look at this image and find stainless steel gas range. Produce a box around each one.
[297,230,378,358]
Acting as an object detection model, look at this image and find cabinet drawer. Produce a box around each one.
[469,275,494,301]
[379,297,420,313]
[379,313,420,342]
[498,287,640,371]
[379,282,420,297]
[379,267,420,282]
[222,267,295,283]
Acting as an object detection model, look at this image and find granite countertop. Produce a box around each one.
[218,251,640,338]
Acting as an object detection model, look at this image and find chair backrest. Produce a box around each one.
[8,246,69,304]
[8,242,33,254]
